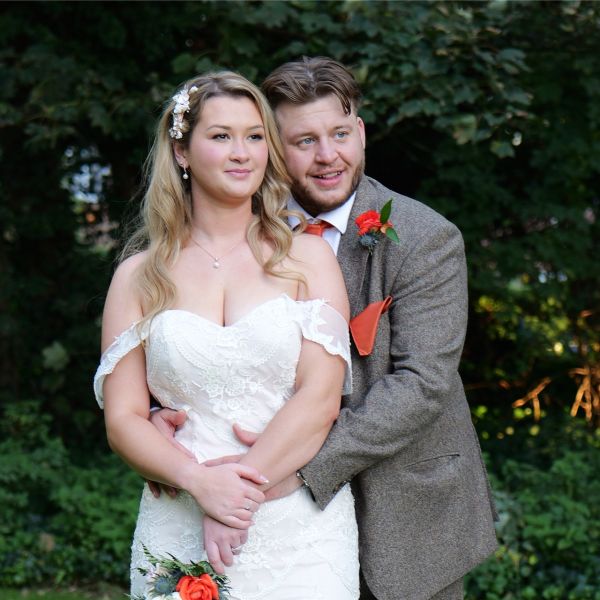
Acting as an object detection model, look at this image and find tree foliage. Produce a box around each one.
[2,0,597,440]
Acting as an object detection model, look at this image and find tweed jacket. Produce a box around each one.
[300,176,498,600]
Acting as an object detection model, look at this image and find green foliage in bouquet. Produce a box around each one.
[132,545,230,600]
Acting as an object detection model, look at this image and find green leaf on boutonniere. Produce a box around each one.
[385,228,400,244]
[380,198,393,224]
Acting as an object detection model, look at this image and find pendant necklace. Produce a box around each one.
[190,235,245,269]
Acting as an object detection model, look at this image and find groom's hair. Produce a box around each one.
[262,56,362,115]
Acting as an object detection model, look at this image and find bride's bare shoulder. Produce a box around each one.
[287,235,348,317]
[102,252,148,348]
[112,251,148,280]
[289,233,336,265]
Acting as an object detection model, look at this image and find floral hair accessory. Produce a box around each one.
[133,545,230,599]
[355,198,400,253]
[169,85,199,140]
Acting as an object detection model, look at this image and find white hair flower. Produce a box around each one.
[169,85,199,139]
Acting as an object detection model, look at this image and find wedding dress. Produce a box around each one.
[94,294,359,600]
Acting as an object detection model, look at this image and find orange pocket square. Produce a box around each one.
[349,296,393,356]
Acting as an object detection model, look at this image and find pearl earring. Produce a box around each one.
[182,167,189,180]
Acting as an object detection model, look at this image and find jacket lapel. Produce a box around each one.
[337,177,375,316]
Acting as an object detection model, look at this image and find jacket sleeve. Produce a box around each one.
[300,219,469,509]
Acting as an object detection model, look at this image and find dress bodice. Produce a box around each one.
[94,294,351,461]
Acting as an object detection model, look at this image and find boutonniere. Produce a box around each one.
[355,198,400,254]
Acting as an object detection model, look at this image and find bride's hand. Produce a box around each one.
[186,462,266,529]
[203,515,248,574]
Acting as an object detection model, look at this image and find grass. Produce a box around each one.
[0,585,127,600]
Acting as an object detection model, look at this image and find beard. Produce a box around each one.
[290,157,365,217]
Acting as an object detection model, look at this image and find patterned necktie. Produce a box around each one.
[303,220,333,236]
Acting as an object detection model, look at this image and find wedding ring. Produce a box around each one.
[231,545,242,554]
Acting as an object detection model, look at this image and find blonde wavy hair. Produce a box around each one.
[120,71,296,323]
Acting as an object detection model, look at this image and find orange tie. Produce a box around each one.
[303,220,333,236]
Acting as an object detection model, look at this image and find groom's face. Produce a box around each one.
[274,94,366,216]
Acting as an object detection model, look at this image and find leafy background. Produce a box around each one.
[1,1,598,598]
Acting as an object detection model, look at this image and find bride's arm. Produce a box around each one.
[100,255,266,528]
[238,235,349,486]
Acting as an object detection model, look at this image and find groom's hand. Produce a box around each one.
[202,425,258,467]
[232,424,303,500]
[233,423,259,446]
[200,425,257,466]
[264,473,303,501]
[149,408,195,457]
[147,408,196,498]
[202,454,243,467]
[201,424,258,467]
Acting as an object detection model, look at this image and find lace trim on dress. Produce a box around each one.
[292,298,352,395]
[93,322,149,408]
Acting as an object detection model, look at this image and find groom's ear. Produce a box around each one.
[357,116,366,149]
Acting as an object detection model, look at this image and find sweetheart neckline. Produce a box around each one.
[156,293,308,329]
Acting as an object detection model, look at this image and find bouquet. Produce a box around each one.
[132,545,230,600]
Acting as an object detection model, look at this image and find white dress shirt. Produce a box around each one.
[287,192,357,256]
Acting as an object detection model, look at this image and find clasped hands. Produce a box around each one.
[148,409,301,573]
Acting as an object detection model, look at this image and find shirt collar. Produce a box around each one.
[287,191,357,233]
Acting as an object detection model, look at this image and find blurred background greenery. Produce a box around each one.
[1,1,598,598]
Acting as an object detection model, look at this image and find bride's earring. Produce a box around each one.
[182,167,189,180]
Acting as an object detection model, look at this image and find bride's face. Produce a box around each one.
[178,95,268,208]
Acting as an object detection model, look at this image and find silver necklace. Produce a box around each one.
[190,235,245,269]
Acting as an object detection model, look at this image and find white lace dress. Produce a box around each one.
[94,294,359,600]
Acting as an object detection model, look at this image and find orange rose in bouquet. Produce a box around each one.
[177,574,219,600]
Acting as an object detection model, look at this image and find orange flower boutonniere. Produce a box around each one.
[355,198,400,253]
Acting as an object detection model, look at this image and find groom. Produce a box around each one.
[265,56,498,600]
[155,57,498,599]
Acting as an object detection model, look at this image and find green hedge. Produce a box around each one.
[466,452,600,599]
[0,401,140,586]
[466,415,600,599]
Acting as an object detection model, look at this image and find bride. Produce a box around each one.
[94,71,359,599]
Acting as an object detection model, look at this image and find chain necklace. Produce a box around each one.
[190,234,245,269]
